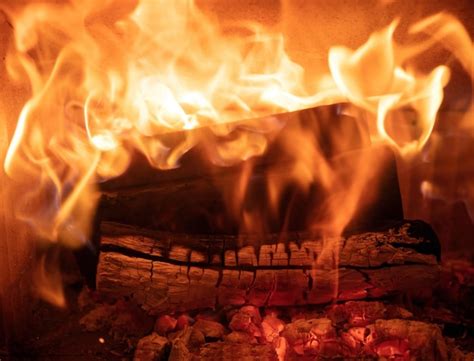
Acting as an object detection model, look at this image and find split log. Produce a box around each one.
[96,220,440,314]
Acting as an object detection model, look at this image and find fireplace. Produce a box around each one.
[1,1,473,360]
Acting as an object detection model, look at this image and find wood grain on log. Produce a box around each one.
[97,221,440,315]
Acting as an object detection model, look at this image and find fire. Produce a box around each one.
[329,19,450,154]
[1,0,472,305]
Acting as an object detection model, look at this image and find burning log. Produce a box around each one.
[96,106,404,237]
[96,220,440,314]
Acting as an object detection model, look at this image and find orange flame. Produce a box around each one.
[1,0,472,304]
[329,19,450,155]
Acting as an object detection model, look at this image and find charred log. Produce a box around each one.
[96,220,440,314]
[97,105,403,236]
[98,146,403,236]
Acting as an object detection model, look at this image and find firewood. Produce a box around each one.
[97,146,403,237]
[96,220,440,314]
[81,105,404,291]
[96,105,403,238]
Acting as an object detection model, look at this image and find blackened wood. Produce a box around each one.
[97,105,403,235]
[100,105,370,191]
[98,147,403,236]
[96,220,440,314]
[79,105,404,289]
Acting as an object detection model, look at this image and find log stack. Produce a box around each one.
[82,105,468,360]
[91,105,440,315]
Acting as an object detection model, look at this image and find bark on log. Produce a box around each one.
[96,220,440,315]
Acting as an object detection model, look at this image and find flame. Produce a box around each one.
[329,19,450,155]
[1,0,472,304]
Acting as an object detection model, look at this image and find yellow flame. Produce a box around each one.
[329,19,451,155]
[1,0,472,304]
